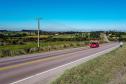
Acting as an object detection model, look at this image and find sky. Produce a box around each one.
[0,0,126,31]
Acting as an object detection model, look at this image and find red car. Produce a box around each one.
[89,42,99,48]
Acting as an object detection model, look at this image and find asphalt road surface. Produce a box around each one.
[0,42,119,84]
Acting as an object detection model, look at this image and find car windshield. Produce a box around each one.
[91,42,97,44]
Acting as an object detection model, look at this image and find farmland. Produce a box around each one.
[0,31,90,57]
[0,30,126,58]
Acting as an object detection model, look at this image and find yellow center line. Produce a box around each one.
[0,55,61,71]
[0,47,88,71]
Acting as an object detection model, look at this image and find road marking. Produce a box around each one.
[10,44,120,84]
[0,55,61,71]
[0,47,88,71]
[0,43,111,71]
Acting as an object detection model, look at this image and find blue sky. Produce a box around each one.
[0,0,126,31]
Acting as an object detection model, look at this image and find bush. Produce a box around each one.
[29,48,38,53]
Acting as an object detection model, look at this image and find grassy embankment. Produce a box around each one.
[0,41,87,58]
[52,43,126,84]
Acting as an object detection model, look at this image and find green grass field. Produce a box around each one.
[26,35,49,38]
[121,35,126,38]
[53,34,76,38]
[25,34,76,39]
[52,43,126,84]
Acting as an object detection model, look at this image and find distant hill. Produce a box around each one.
[0,30,8,32]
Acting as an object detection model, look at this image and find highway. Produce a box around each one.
[0,42,119,84]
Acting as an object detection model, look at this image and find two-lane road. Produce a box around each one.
[0,42,119,84]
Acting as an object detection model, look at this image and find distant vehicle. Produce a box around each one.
[89,42,99,48]
[120,41,123,47]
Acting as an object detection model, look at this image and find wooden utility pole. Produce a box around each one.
[37,17,41,48]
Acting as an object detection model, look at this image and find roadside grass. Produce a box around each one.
[0,41,87,58]
[52,43,126,84]
[0,41,84,50]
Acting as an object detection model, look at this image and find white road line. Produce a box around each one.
[10,44,120,84]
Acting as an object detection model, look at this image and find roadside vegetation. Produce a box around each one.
[0,30,102,58]
[0,30,126,58]
[0,41,86,58]
[52,43,126,84]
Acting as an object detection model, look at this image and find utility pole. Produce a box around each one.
[37,17,41,48]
